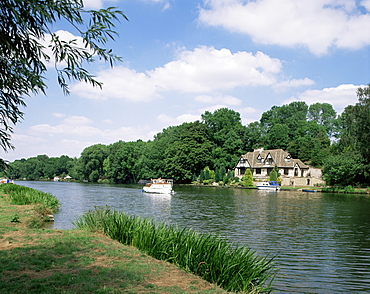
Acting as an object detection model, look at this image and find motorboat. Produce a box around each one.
[142,178,174,194]
[0,178,14,184]
[256,181,280,191]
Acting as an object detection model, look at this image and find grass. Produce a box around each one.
[74,206,276,293]
[0,184,60,211]
[0,184,60,228]
[0,195,229,293]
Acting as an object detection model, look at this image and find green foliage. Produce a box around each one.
[74,206,276,293]
[269,169,278,182]
[0,0,127,153]
[163,121,212,182]
[77,144,110,181]
[344,185,355,193]
[322,152,365,186]
[242,169,254,187]
[341,85,370,162]
[5,93,369,185]
[202,108,247,170]
[4,155,74,180]
[258,101,333,166]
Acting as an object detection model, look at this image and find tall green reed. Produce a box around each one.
[0,183,60,212]
[74,206,276,293]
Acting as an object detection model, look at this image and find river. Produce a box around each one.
[17,181,370,293]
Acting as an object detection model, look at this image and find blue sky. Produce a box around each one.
[3,0,370,161]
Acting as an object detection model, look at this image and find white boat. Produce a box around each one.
[0,178,14,184]
[256,181,280,191]
[142,178,174,194]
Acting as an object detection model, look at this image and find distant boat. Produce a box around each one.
[0,178,14,184]
[142,178,174,194]
[302,189,318,193]
[256,181,280,191]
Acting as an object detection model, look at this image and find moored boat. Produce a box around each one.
[142,178,174,194]
[0,178,14,184]
[302,189,318,193]
[256,181,280,191]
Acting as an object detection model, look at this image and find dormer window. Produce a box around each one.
[285,155,291,163]
[265,153,273,165]
[257,155,262,163]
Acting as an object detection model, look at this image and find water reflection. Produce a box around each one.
[16,181,370,293]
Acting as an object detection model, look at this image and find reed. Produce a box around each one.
[0,183,60,212]
[74,206,275,293]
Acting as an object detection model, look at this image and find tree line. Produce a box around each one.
[2,85,369,186]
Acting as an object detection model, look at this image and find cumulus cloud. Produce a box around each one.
[41,30,88,68]
[28,114,150,142]
[157,113,200,125]
[199,0,370,55]
[73,46,304,101]
[150,47,281,92]
[141,0,171,10]
[83,0,118,9]
[72,67,159,101]
[274,78,315,90]
[284,84,363,113]
[195,94,242,105]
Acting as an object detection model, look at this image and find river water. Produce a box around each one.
[17,181,370,293]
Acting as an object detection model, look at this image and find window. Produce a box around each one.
[255,168,261,175]
[257,155,262,163]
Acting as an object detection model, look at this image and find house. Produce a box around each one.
[234,148,324,186]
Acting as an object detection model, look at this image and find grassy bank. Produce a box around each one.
[74,206,275,293]
[0,192,229,293]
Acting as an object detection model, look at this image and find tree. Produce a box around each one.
[341,85,370,162]
[164,121,212,183]
[242,169,254,187]
[269,169,278,182]
[78,144,110,182]
[323,152,366,186]
[103,140,146,184]
[308,102,337,136]
[0,0,127,152]
[201,108,247,170]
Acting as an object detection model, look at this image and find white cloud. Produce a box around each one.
[157,113,200,125]
[141,0,171,10]
[198,104,230,114]
[72,67,159,101]
[239,106,262,124]
[52,112,67,118]
[83,0,118,9]
[284,84,362,113]
[73,46,302,101]
[275,78,315,90]
[362,0,370,11]
[28,115,154,144]
[41,30,88,68]
[150,47,282,92]
[195,94,242,105]
[199,0,370,55]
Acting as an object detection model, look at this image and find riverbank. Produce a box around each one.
[185,183,370,194]
[0,194,229,293]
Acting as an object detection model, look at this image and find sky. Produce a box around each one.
[3,0,370,162]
